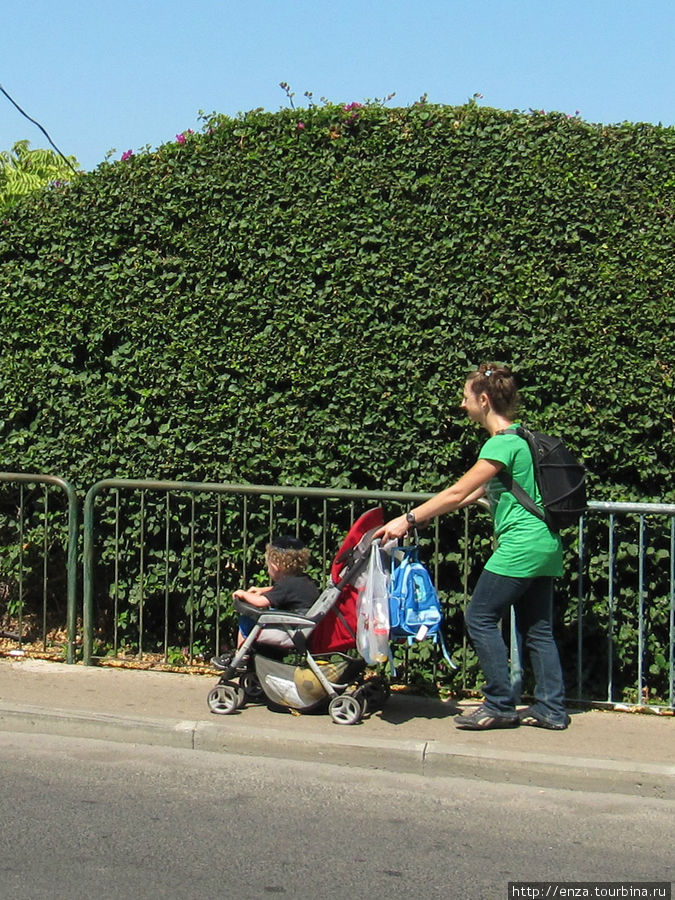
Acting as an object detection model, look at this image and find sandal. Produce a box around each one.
[454,705,519,730]
[518,706,570,730]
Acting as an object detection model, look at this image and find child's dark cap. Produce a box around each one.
[271,535,305,551]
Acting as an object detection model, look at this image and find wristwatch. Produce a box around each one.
[405,511,417,527]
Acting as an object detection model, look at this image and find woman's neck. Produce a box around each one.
[485,412,515,437]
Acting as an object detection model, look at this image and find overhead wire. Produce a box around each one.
[0,83,79,173]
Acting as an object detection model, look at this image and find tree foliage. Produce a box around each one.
[0,139,80,212]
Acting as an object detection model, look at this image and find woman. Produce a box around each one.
[377,363,569,731]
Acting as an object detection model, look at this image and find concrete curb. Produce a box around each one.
[1,701,673,799]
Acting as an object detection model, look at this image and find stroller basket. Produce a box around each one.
[254,653,366,709]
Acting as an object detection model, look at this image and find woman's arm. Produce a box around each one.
[377,458,501,543]
[456,484,487,509]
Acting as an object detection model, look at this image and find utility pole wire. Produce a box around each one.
[0,83,79,173]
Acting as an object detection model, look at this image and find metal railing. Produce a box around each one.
[508,500,675,711]
[1,473,672,711]
[0,473,79,663]
[574,501,674,710]
[81,479,447,666]
[79,479,675,710]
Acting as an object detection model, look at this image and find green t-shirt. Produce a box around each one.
[478,428,564,578]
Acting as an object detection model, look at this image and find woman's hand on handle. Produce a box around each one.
[375,513,410,545]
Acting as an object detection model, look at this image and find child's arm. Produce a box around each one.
[233,586,272,608]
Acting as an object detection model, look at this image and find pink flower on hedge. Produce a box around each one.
[176,133,186,144]
[297,121,305,131]
[343,102,363,112]
[121,150,133,161]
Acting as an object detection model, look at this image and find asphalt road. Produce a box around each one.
[0,732,672,900]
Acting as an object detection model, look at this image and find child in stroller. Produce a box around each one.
[207,508,391,724]
[211,535,319,671]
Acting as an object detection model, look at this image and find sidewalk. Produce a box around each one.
[0,657,672,799]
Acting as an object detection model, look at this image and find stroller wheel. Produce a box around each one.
[207,682,245,715]
[328,693,363,726]
[240,671,265,703]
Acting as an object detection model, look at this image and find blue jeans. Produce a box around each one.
[465,570,567,724]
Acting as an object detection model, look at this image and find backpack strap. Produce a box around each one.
[436,629,458,670]
[495,427,545,522]
[496,471,545,521]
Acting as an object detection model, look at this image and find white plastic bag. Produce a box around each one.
[356,541,390,664]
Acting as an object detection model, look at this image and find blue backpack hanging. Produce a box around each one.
[388,544,442,639]
[387,544,455,669]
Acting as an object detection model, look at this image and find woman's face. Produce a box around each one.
[460,380,486,422]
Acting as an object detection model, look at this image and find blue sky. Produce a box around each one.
[2,0,674,172]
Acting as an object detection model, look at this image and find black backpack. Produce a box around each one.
[496,426,587,532]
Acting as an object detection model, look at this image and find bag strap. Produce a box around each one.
[389,543,419,586]
[369,539,386,576]
[495,426,545,521]
[390,547,408,593]
[496,470,544,520]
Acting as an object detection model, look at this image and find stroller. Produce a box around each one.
[207,508,391,725]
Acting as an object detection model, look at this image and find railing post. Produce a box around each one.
[64,481,79,664]
[607,513,616,703]
[576,514,586,700]
[670,517,674,710]
[82,482,99,665]
[637,515,646,706]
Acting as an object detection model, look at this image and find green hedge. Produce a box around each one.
[1,100,673,501]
